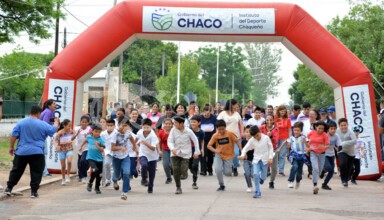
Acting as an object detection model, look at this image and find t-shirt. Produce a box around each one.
[242,138,254,161]
[217,111,242,138]
[379,116,384,128]
[208,130,238,160]
[39,109,55,125]
[137,129,159,161]
[326,133,342,157]
[201,114,217,142]
[259,125,279,150]
[307,130,330,154]
[101,129,117,156]
[192,129,205,150]
[147,112,162,128]
[298,113,310,134]
[289,114,299,126]
[86,135,105,162]
[56,131,74,152]
[246,117,265,127]
[158,129,170,150]
[287,135,306,155]
[240,134,273,165]
[127,133,138,157]
[274,117,292,140]
[354,138,365,159]
[74,126,92,153]
[12,117,57,156]
[336,129,356,157]
[111,131,132,159]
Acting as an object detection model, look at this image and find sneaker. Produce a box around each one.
[141,180,149,187]
[279,172,285,177]
[308,174,313,180]
[81,178,87,184]
[295,182,300,189]
[351,180,357,185]
[342,182,348,187]
[113,181,119,191]
[175,187,182,194]
[259,179,264,185]
[208,172,213,176]
[31,191,39,198]
[288,182,294,188]
[105,182,111,187]
[233,168,238,177]
[148,187,153,194]
[321,184,332,190]
[65,177,71,183]
[216,185,225,191]
[192,183,199,190]
[87,183,92,192]
[200,172,207,176]
[77,177,82,182]
[269,182,274,189]
[180,173,188,180]
[246,187,252,193]
[95,187,101,194]
[4,186,12,196]
[61,179,66,185]
[165,178,172,184]
[121,193,127,200]
[253,191,261,198]
[313,186,319,194]
[320,172,325,179]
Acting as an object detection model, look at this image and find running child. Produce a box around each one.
[239,126,273,198]
[158,118,173,184]
[80,124,105,194]
[54,119,75,185]
[168,116,200,194]
[207,120,242,191]
[189,115,205,190]
[111,116,137,200]
[307,121,330,194]
[242,125,253,192]
[100,118,107,131]
[351,125,365,185]
[74,115,92,183]
[100,118,117,187]
[137,118,160,193]
[127,124,138,179]
[246,106,265,127]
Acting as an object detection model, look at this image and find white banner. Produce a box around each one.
[143,7,275,34]
[47,79,75,171]
[343,85,379,176]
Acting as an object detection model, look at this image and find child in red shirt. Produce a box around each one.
[158,118,173,184]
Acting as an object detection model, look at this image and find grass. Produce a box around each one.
[0,137,12,169]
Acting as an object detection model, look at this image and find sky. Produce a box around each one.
[0,0,351,106]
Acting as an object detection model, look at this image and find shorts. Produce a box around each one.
[59,150,74,160]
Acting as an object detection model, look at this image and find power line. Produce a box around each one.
[0,69,45,81]
[61,6,89,27]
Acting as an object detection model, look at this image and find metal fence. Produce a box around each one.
[1,100,40,118]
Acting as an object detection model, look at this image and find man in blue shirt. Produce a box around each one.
[4,106,59,198]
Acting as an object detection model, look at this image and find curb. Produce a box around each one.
[0,174,77,201]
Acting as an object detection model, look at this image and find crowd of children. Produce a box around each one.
[38,100,365,200]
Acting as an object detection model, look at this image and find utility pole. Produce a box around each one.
[162,52,165,76]
[63,27,67,48]
[54,2,60,56]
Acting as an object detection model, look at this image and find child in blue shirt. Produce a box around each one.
[81,124,105,194]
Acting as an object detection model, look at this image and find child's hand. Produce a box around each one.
[268,159,273,164]
[215,147,222,154]
[95,142,99,147]
[201,150,205,157]
[79,147,83,154]
[193,153,199,159]
[171,149,177,155]
[159,150,163,157]
[121,146,127,152]
[238,155,245,160]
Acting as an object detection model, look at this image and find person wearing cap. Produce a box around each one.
[167,115,201,194]
[289,104,301,127]
[350,125,365,185]
[328,106,336,122]
[319,107,332,123]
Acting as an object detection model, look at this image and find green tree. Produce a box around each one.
[155,55,213,107]
[327,0,384,98]
[0,51,52,101]
[243,43,282,107]
[112,40,178,94]
[194,43,252,102]
[288,71,304,104]
[0,0,64,44]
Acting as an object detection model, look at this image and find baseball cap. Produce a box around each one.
[319,107,328,114]
[352,125,360,132]
[328,106,335,113]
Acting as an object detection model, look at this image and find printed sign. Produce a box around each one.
[143,7,275,34]
[343,85,379,176]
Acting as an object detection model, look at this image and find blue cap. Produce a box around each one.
[328,106,335,113]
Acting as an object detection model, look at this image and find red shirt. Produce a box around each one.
[274,118,291,140]
[259,125,279,150]
[307,130,330,154]
[158,129,170,150]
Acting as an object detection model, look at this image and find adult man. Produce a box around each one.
[125,102,134,117]
[214,102,222,115]
[289,104,301,126]
[4,106,59,198]
[328,106,336,122]
[110,102,120,120]
[141,102,150,119]
[266,105,274,116]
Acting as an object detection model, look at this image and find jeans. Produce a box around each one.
[7,154,45,192]
[322,156,335,185]
[278,140,287,173]
[102,154,112,184]
[310,152,325,185]
[88,159,103,188]
[269,153,278,182]
[338,152,354,183]
[112,156,131,193]
[288,158,304,183]
[253,160,268,193]
[189,156,199,184]
[243,160,253,188]
[200,140,214,174]
[171,157,189,188]
[215,154,233,186]
[140,156,157,189]
[162,150,172,180]
[351,158,361,181]
[79,151,89,179]
[232,142,240,168]
[130,157,138,178]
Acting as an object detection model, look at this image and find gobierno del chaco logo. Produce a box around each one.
[151,8,173,31]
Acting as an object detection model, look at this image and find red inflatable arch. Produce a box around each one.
[43,0,382,179]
